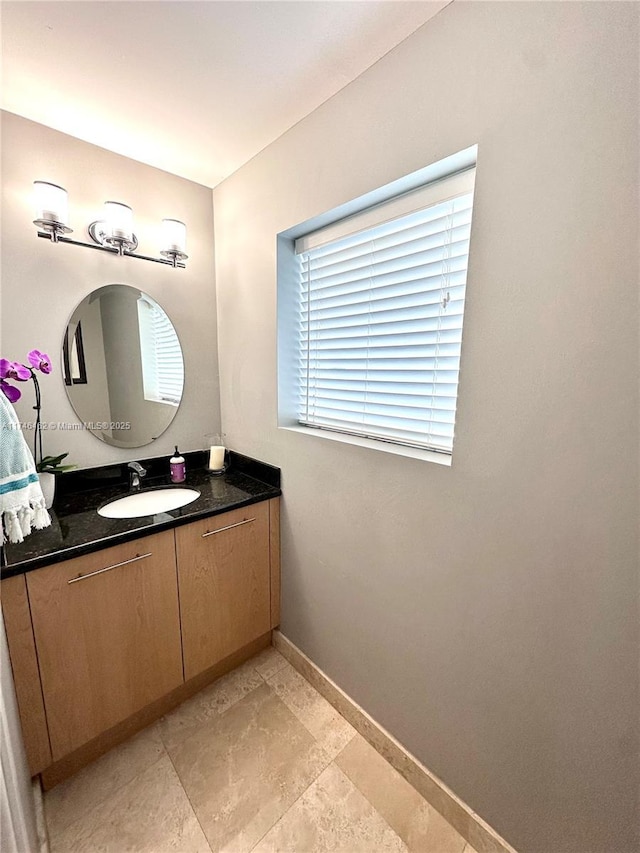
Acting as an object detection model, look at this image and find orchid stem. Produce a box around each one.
[31,369,42,467]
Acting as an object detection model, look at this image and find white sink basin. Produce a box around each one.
[98,488,201,519]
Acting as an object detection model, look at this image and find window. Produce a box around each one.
[137,296,184,405]
[280,153,476,460]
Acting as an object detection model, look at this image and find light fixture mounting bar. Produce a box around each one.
[36,231,187,268]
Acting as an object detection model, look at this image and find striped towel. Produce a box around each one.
[0,391,51,544]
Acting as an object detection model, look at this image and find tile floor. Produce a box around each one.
[44,646,477,853]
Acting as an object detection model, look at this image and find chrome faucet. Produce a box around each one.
[128,461,147,491]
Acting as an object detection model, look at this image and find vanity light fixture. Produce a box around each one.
[32,181,188,268]
[89,201,137,253]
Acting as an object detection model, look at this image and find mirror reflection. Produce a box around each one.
[63,284,184,448]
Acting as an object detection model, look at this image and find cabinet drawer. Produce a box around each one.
[26,530,183,759]
[176,502,271,680]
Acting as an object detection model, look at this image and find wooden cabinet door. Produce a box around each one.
[26,530,183,760]
[176,502,271,680]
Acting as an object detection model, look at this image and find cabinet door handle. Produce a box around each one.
[67,552,152,584]
[201,518,255,538]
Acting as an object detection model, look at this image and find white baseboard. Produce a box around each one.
[273,630,518,853]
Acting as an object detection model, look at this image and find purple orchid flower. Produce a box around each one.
[0,358,31,381]
[1,348,53,464]
[28,349,52,374]
[0,378,22,402]
[0,359,32,401]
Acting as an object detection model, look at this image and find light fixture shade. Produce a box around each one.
[161,219,187,254]
[103,201,133,241]
[34,181,69,225]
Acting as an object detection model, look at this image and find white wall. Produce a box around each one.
[1,112,221,468]
[213,3,639,852]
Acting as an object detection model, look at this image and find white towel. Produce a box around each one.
[0,391,51,544]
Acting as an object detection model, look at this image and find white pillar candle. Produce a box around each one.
[208,445,225,470]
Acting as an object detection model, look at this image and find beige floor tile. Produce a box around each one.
[44,656,484,853]
[267,663,356,759]
[168,682,333,853]
[159,659,264,752]
[44,723,165,838]
[252,762,408,853]
[251,646,289,681]
[336,734,467,853]
[48,754,210,853]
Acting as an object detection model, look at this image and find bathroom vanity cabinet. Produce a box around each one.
[1,496,280,786]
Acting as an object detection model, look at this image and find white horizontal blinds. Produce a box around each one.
[137,298,184,406]
[153,307,184,405]
[296,170,474,453]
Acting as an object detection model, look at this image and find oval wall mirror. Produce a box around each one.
[62,284,184,448]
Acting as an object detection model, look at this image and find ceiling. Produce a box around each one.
[1,1,449,188]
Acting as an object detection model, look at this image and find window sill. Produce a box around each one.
[279,424,452,467]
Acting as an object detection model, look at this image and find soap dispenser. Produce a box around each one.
[170,446,186,483]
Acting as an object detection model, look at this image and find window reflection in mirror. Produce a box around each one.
[63,285,184,448]
[63,322,87,385]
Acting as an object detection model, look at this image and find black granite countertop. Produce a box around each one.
[1,450,281,578]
